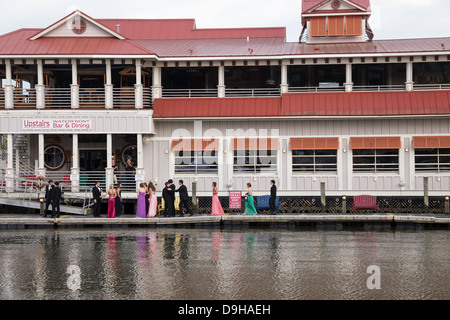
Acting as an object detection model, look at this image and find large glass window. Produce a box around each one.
[353,149,399,173]
[292,150,337,173]
[233,150,277,173]
[175,150,218,174]
[415,148,450,172]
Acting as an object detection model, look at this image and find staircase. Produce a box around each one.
[0,135,93,215]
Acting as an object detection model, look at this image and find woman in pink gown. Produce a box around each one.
[107,185,116,218]
[147,182,157,218]
[211,182,225,216]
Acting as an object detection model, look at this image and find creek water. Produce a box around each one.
[0,227,448,300]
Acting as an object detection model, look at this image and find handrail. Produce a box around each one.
[225,88,281,97]
[162,88,218,98]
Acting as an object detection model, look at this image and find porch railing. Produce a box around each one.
[225,88,281,97]
[13,88,37,107]
[79,88,105,107]
[115,171,137,191]
[143,87,153,108]
[113,88,135,108]
[289,86,346,93]
[352,85,406,92]
[45,88,72,108]
[162,88,218,98]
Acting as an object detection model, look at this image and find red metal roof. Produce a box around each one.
[152,90,450,118]
[98,19,286,40]
[0,29,154,56]
[302,0,371,13]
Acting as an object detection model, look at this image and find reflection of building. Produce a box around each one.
[1,1,450,199]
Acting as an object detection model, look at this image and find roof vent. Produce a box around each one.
[116,24,120,33]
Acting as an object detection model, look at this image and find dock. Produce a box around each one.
[0,214,449,229]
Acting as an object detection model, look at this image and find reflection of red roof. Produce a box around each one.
[302,0,371,13]
[0,29,154,55]
[153,90,450,118]
[98,19,286,40]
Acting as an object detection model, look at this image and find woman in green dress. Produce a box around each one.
[243,183,258,215]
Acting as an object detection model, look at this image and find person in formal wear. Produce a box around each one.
[115,183,123,217]
[92,181,103,217]
[175,180,193,217]
[243,183,257,215]
[162,181,174,217]
[51,181,62,218]
[269,180,277,215]
[107,185,116,218]
[211,182,225,216]
[43,179,54,217]
[147,182,157,218]
[167,179,176,217]
[136,183,147,218]
[144,182,150,214]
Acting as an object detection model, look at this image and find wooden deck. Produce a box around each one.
[0,214,449,229]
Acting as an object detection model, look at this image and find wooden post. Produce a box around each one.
[321,182,326,213]
[424,177,429,212]
[445,196,449,214]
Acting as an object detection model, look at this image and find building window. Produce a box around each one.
[44,146,65,170]
[292,150,337,173]
[172,138,219,175]
[353,149,399,173]
[415,148,450,172]
[174,150,218,174]
[233,150,277,173]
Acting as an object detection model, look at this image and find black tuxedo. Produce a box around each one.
[162,186,174,217]
[176,184,193,216]
[51,186,62,218]
[43,184,53,217]
[92,185,102,217]
[269,184,277,213]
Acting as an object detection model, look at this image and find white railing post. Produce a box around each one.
[5,60,14,109]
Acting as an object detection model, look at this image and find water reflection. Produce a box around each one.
[0,228,448,300]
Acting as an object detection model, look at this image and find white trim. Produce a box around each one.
[302,12,371,18]
[306,0,369,13]
[30,11,126,40]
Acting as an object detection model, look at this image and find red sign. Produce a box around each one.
[229,191,242,209]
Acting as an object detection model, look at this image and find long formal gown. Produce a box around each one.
[211,190,225,216]
[115,190,122,217]
[107,196,116,218]
[147,192,157,217]
[136,192,147,218]
[244,194,258,215]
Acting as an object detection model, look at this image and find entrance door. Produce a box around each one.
[80,149,107,171]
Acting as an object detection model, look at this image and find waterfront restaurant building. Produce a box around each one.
[1,0,450,206]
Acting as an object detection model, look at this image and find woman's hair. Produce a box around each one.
[109,184,114,190]
[212,182,217,188]
[247,183,252,187]
[140,183,145,188]
[149,182,156,192]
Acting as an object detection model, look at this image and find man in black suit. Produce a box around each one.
[51,181,62,218]
[175,180,193,217]
[92,181,103,217]
[43,179,54,217]
[162,182,174,217]
[269,180,277,215]
[167,179,176,217]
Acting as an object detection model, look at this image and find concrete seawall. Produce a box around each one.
[0,214,449,229]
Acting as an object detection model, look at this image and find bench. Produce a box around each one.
[353,195,379,213]
[255,195,280,211]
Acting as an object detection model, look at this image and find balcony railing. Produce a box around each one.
[289,86,346,93]
[13,88,37,107]
[414,84,450,91]
[45,88,71,108]
[352,85,406,92]
[162,88,218,98]
[79,88,105,107]
[225,88,281,97]
[113,87,135,108]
